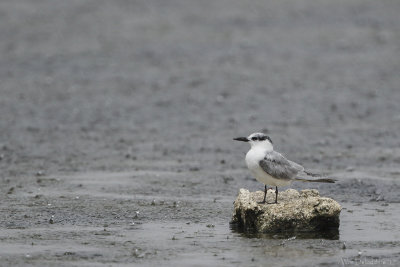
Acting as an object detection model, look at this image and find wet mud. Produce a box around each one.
[1,0,400,266]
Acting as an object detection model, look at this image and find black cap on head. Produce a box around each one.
[247,133,273,143]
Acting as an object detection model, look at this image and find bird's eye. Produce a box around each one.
[251,137,257,141]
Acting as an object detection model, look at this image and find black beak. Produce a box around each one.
[233,137,249,142]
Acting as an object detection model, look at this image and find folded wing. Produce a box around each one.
[259,151,303,180]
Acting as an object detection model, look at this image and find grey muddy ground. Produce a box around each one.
[1,0,400,266]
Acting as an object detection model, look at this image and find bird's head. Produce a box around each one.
[234,132,273,150]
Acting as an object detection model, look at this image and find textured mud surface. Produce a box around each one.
[1,0,400,266]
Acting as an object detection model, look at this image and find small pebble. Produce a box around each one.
[286,236,296,241]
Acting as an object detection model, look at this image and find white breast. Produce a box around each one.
[245,147,292,186]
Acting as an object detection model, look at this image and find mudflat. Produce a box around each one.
[1,0,400,266]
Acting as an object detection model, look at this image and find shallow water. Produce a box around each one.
[1,170,399,266]
[1,0,400,265]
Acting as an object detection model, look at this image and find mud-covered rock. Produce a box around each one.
[232,188,341,232]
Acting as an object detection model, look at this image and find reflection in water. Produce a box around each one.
[230,222,339,240]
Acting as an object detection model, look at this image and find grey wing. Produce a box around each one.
[259,151,301,180]
[287,160,304,172]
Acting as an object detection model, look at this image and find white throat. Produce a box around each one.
[250,141,273,152]
[245,141,274,168]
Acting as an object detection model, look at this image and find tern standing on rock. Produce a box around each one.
[234,132,335,204]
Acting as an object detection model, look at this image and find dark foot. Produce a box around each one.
[262,185,267,203]
[257,186,278,204]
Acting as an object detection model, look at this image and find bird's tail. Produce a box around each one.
[303,170,327,177]
[295,177,336,183]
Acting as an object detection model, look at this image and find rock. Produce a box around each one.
[232,188,341,233]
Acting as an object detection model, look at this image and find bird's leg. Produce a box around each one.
[262,185,267,203]
[275,186,278,204]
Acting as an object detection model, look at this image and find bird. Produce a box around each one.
[234,132,335,204]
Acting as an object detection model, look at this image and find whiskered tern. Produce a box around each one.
[234,132,335,204]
